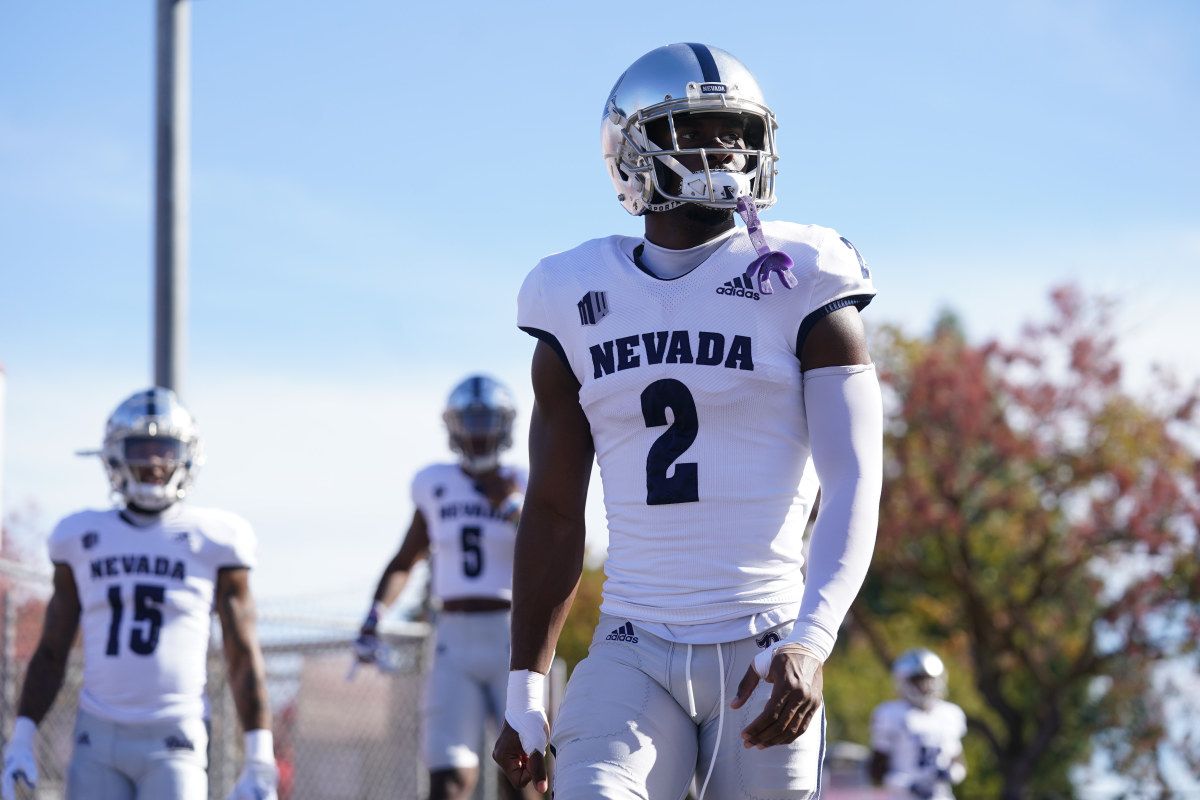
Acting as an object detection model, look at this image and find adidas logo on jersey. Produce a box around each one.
[715,276,760,301]
[605,621,639,644]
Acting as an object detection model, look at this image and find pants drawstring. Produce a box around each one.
[684,643,697,717]
[696,642,724,800]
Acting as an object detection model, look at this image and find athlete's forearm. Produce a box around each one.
[217,570,271,731]
[509,499,586,674]
[16,647,69,723]
[18,567,81,723]
[368,511,429,611]
[794,364,883,660]
[226,645,271,732]
[370,559,411,607]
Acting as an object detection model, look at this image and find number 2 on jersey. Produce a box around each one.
[640,379,699,505]
[105,584,165,656]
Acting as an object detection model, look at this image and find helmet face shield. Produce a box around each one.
[122,436,187,486]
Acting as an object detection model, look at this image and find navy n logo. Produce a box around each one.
[578,291,609,326]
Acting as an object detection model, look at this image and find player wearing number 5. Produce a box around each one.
[1,388,277,800]
[495,44,883,799]
[355,375,536,800]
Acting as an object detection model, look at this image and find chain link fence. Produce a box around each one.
[0,560,445,800]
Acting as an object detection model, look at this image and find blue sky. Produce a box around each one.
[2,1,1199,611]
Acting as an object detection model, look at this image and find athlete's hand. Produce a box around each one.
[227,761,278,800]
[227,730,278,800]
[2,718,38,800]
[354,631,381,664]
[732,645,824,748]
[493,719,549,794]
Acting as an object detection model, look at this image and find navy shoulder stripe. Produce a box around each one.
[795,294,876,358]
[518,326,578,386]
[684,43,721,83]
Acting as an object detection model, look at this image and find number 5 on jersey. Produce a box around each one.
[461,525,484,578]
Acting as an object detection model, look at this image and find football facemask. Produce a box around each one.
[601,43,779,216]
[85,388,204,512]
[443,375,516,473]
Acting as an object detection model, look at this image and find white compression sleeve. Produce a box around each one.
[792,363,883,660]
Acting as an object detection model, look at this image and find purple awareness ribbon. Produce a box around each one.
[736,196,798,295]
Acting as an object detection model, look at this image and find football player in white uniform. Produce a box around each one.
[494,43,883,799]
[0,388,277,800]
[869,649,968,799]
[355,375,538,800]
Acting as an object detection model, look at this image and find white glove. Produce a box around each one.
[504,670,549,756]
[226,730,278,800]
[2,718,38,800]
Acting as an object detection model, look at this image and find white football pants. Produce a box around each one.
[67,711,208,800]
[551,614,825,800]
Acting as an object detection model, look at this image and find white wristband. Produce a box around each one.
[243,729,275,764]
[505,669,549,755]
[11,717,36,747]
[506,669,546,712]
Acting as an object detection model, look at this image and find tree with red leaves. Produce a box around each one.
[841,286,1200,797]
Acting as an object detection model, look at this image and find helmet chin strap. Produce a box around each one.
[655,153,798,295]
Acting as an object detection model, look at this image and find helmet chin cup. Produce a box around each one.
[668,158,753,206]
[461,451,501,473]
[126,481,175,512]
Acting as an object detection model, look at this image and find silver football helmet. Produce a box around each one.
[893,648,947,711]
[602,43,779,215]
[443,375,516,473]
[86,388,204,512]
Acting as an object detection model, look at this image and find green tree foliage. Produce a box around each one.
[556,564,606,672]
[827,286,1200,798]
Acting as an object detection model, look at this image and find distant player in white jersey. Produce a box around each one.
[355,375,538,800]
[0,388,277,800]
[869,649,967,799]
[494,43,883,799]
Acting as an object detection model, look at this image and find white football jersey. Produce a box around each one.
[412,463,527,602]
[871,699,968,798]
[517,221,875,628]
[47,504,257,724]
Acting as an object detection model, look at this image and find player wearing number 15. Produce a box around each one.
[1,388,277,800]
[355,375,536,800]
[495,43,883,799]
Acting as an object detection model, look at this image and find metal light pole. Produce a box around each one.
[153,0,190,396]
